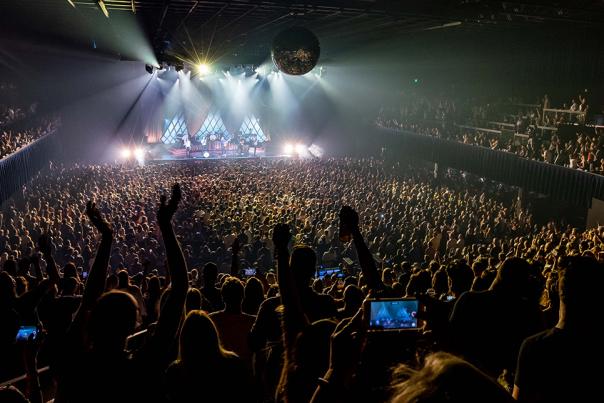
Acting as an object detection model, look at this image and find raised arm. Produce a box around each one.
[230,238,241,277]
[30,253,43,283]
[38,233,60,287]
[340,206,383,292]
[273,223,308,355]
[80,201,113,308]
[152,184,188,348]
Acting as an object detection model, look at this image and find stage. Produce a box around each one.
[145,142,271,161]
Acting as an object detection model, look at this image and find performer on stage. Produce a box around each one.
[182,133,191,158]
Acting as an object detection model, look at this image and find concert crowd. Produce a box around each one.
[377,92,604,174]
[0,83,59,160]
[0,158,602,403]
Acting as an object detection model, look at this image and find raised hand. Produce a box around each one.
[85,201,113,236]
[339,206,360,233]
[328,307,367,377]
[232,237,241,255]
[272,223,291,251]
[37,232,53,256]
[157,183,182,227]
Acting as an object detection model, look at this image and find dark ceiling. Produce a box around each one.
[2,1,604,64]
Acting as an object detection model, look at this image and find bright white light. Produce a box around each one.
[283,143,294,155]
[295,143,306,154]
[120,148,132,159]
[134,147,144,160]
[197,63,211,76]
[308,144,324,158]
[203,151,210,158]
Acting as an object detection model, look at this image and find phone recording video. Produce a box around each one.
[315,267,342,279]
[243,268,256,277]
[15,326,39,343]
[366,299,419,331]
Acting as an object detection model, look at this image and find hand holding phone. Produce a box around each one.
[365,298,419,331]
[16,326,39,343]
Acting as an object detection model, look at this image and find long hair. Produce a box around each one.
[390,352,513,403]
[177,310,236,368]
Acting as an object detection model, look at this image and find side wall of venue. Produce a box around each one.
[0,134,57,205]
[372,126,602,209]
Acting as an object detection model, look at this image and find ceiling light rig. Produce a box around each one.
[97,0,109,18]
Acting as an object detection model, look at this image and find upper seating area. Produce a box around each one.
[0,82,59,160]
[377,91,603,174]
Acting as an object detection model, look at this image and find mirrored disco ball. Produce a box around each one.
[271,27,320,76]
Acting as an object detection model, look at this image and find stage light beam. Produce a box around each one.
[66,0,76,7]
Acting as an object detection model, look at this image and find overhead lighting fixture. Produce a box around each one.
[66,0,76,7]
[97,0,109,18]
[131,0,136,13]
[424,21,462,31]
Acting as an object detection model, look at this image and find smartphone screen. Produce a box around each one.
[244,268,256,276]
[16,326,38,342]
[368,299,419,331]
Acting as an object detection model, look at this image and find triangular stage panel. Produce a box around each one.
[239,114,268,142]
[161,111,188,144]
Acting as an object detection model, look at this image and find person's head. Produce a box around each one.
[290,245,316,288]
[203,262,218,286]
[244,276,264,301]
[221,277,244,311]
[3,259,17,276]
[62,276,78,296]
[558,256,604,326]
[90,291,138,351]
[490,257,531,296]
[117,270,129,289]
[390,352,513,403]
[178,310,233,367]
[63,262,77,279]
[446,262,474,297]
[147,276,161,297]
[343,284,363,312]
[185,288,202,313]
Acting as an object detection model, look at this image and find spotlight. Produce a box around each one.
[120,148,131,159]
[295,143,306,154]
[134,147,144,160]
[203,151,210,158]
[197,63,211,76]
[283,143,294,155]
[96,0,109,18]
[145,64,154,74]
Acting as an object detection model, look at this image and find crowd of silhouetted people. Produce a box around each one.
[0,158,602,402]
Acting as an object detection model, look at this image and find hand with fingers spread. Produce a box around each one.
[85,201,113,236]
[157,183,182,227]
